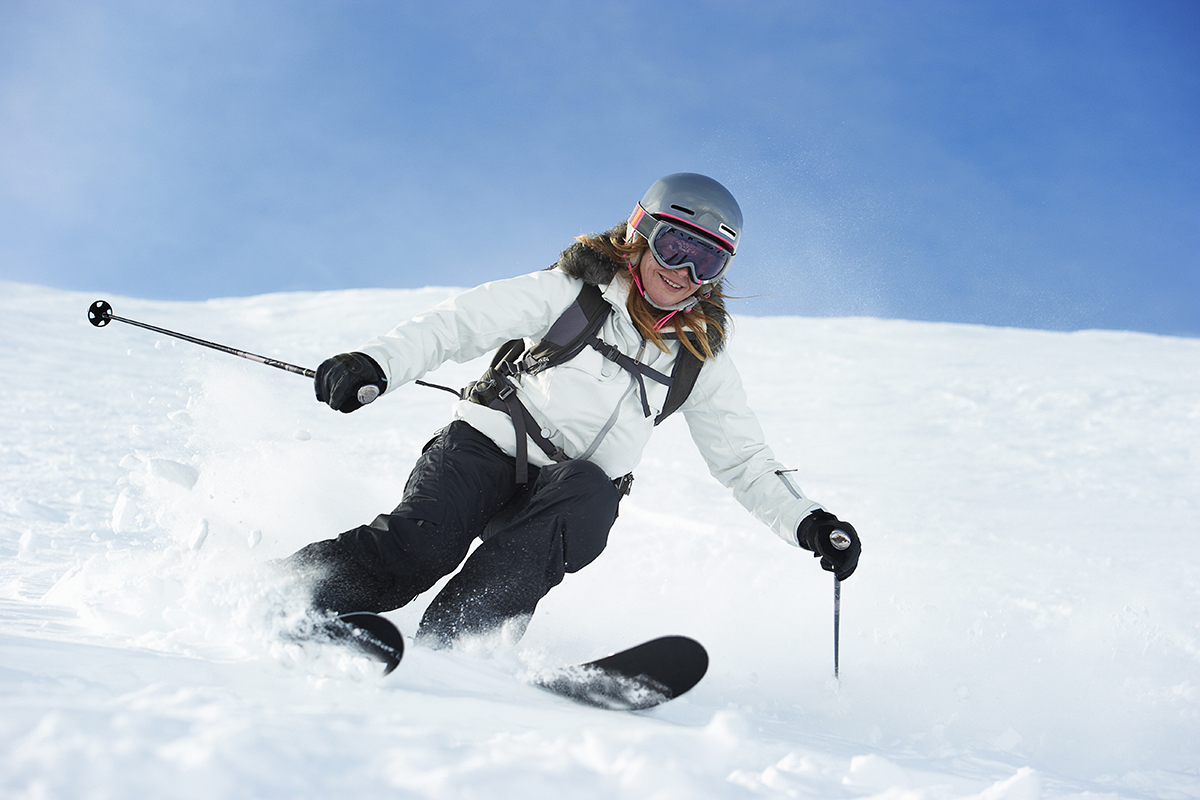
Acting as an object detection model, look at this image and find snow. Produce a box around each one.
[2,280,1198,799]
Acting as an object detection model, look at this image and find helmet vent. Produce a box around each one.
[719,224,738,239]
[669,204,696,217]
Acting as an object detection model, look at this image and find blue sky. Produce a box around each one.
[3,0,1197,336]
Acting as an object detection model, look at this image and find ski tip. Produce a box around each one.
[637,635,708,695]
[534,634,710,711]
[334,612,405,675]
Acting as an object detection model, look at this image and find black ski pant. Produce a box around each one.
[284,421,621,646]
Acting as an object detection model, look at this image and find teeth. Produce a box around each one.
[663,276,683,289]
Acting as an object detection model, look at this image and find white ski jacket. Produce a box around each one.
[359,267,822,546]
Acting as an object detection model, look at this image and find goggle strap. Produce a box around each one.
[629,204,658,241]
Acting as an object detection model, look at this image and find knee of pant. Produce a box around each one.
[563,524,608,573]
[548,461,618,572]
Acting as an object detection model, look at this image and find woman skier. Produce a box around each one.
[284,173,861,647]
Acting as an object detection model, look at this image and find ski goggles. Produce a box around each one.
[629,204,734,285]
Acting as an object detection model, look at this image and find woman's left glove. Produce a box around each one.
[314,352,387,413]
[797,510,861,580]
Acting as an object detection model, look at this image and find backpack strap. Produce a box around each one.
[487,366,567,484]
[457,281,706,482]
[654,334,704,425]
[462,283,611,483]
[585,336,673,418]
[516,283,611,374]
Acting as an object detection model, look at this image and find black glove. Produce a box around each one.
[798,510,861,580]
[314,352,387,413]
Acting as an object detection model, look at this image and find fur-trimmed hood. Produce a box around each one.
[555,222,729,355]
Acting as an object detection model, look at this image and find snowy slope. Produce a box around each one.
[1,281,1198,799]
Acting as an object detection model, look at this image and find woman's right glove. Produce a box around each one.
[797,510,861,580]
[314,352,387,413]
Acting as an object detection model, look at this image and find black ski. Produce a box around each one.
[326,611,405,675]
[531,636,709,711]
[293,616,706,711]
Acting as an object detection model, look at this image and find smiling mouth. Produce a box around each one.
[661,273,686,290]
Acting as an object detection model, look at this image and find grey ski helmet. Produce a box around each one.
[631,173,742,255]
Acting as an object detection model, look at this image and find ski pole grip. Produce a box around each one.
[829,529,852,551]
[357,384,381,405]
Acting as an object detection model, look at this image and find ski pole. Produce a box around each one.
[833,575,841,680]
[829,528,852,681]
[87,300,381,405]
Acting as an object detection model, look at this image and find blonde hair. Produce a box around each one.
[574,229,726,361]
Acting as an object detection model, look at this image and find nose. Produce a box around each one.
[671,265,698,286]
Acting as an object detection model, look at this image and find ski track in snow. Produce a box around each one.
[1,280,1198,799]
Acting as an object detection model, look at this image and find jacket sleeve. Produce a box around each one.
[679,349,823,545]
[357,270,583,390]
